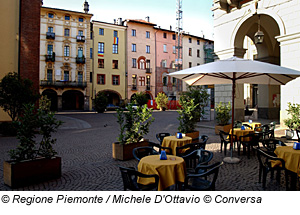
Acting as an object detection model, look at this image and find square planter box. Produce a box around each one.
[185,131,200,143]
[3,156,61,188]
[112,141,149,161]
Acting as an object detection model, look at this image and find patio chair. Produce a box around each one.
[119,166,159,191]
[219,130,237,155]
[148,141,173,155]
[261,138,286,156]
[199,135,209,147]
[254,124,270,133]
[238,132,261,159]
[256,148,289,190]
[132,146,159,162]
[183,161,223,191]
[295,129,300,142]
[234,121,243,128]
[181,149,214,174]
[156,133,171,145]
[242,124,253,130]
[176,142,206,157]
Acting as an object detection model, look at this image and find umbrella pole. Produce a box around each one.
[223,73,240,164]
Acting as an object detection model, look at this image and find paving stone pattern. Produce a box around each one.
[0,111,297,191]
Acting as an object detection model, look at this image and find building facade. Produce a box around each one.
[40,7,92,111]
[0,0,41,121]
[212,0,300,123]
[125,19,156,101]
[91,20,127,106]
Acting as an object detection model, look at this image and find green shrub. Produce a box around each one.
[94,92,108,113]
[215,102,231,126]
[177,97,198,133]
[155,92,168,110]
[284,102,300,130]
[132,92,149,106]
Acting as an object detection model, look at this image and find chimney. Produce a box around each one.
[83,0,89,13]
[170,25,172,31]
[145,16,150,22]
[114,19,116,24]
[118,18,123,25]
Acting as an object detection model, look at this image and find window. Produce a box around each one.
[163,33,167,38]
[132,44,136,52]
[197,63,200,66]
[139,59,145,69]
[79,17,84,22]
[112,44,118,54]
[47,69,53,81]
[132,29,136,36]
[98,59,104,68]
[172,34,176,40]
[146,31,150,38]
[189,62,192,68]
[48,27,53,33]
[197,49,200,58]
[161,60,167,68]
[146,60,150,69]
[98,42,104,55]
[112,75,120,85]
[64,28,70,36]
[163,44,167,53]
[78,30,83,36]
[78,72,83,83]
[97,74,105,85]
[78,47,83,57]
[90,48,93,59]
[90,72,93,83]
[163,76,167,86]
[64,46,70,57]
[65,15,70,20]
[47,44,53,55]
[189,38,192,43]
[99,28,104,35]
[146,45,150,54]
[112,60,118,69]
[64,71,69,81]
[113,30,118,37]
[189,48,192,56]
[146,76,150,90]
[172,77,176,86]
[173,46,176,54]
[48,13,54,18]
[132,58,137,68]
[197,40,200,45]
[132,75,137,89]
[139,76,145,86]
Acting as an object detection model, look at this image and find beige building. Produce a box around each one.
[91,20,127,106]
[212,0,300,123]
[40,7,93,111]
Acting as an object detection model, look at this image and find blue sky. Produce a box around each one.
[43,0,214,40]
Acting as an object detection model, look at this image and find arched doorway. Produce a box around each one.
[42,89,57,111]
[62,90,84,110]
[102,90,121,106]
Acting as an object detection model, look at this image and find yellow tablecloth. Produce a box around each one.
[229,128,254,141]
[162,136,192,155]
[274,146,300,176]
[137,155,186,191]
[242,122,261,130]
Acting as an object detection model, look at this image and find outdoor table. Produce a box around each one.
[229,128,254,142]
[137,155,186,191]
[274,146,300,176]
[162,136,192,155]
[242,122,261,130]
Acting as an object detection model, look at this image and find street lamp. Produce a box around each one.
[254,15,264,44]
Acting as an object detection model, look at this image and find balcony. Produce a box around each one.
[45,53,55,62]
[76,35,85,42]
[40,80,87,88]
[76,56,86,64]
[145,68,152,74]
[146,85,151,91]
[131,85,137,91]
[46,32,55,40]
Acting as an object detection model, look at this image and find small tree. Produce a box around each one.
[0,72,38,121]
[284,102,300,130]
[132,92,149,106]
[94,92,108,113]
[177,96,198,133]
[155,92,168,110]
[215,102,231,126]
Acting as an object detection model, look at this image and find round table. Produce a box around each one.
[275,146,300,176]
[242,122,261,130]
[230,128,254,141]
[137,155,186,191]
[162,136,192,155]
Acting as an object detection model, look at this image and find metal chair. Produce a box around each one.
[119,166,159,191]
[156,133,171,145]
[219,130,237,155]
[132,146,159,162]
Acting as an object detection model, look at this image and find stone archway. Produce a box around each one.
[62,90,84,110]
[100,90,121,106]
[42,89,58,111]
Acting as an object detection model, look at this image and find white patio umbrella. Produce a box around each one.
[169,56,300,163]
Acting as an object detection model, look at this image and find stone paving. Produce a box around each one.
[0,111,297,191]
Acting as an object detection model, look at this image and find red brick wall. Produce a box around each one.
[19,0,41,94]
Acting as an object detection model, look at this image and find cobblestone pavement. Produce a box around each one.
[0,111,298,191]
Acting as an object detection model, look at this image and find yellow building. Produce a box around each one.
[40,7,93,111]
[92,20,127,106]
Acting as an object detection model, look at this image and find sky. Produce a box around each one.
[43,0,214,40]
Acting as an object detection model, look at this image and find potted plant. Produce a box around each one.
[94,91,108,113]
[155,92,168,111]
[3,97,63,188]
[112,103,155,160]
[283,102,300,140]
[177,96,199,141]
[215,101,232,134]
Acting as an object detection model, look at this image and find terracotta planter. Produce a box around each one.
[215,124,232,134]
[185,131,200,143]
[3,156,61,188]
[112,141,149,161]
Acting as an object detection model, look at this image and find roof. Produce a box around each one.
[42,6,93,17]
[126,19,156,26]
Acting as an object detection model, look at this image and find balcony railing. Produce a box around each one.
[76,35,85,42]
[45,53,55,62]
[46,32,55,40]
[76,56,86,64]
[145,68,152,74]
[40,80,87,88]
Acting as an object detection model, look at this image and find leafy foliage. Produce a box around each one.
[215,102,231,126]
[177,96,198,133]
[155,92,168,110]
[284,102,300,130]
[132,92,149,106]
[116,103,154,144]
[94,92,108,113]
[0,72,39,121]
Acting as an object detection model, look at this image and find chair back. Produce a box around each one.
[176,142,200,157]
[156,133,171,145]
[197,149,213,166]
[182,150,200,170]
[148,141,173,155]
[132,146,159,161]
[242,124,252,129]
[262,138,286,152]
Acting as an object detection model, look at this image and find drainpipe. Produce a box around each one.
[154,29,158,97]
[18,0,22,78]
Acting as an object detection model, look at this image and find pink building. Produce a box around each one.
[125,19,156,101]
